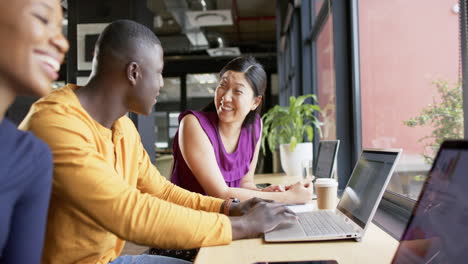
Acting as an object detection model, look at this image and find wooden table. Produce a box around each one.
[194,173,399,264]
[254,173,304,185]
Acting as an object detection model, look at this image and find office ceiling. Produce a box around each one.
[146,0,277,56]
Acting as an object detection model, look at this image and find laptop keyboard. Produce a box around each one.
[297,211,355,236]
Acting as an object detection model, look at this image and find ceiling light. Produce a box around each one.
[186,10,233,27]
[207,47,241,57]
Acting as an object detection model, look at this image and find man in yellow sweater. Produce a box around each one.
[19,20,296,264]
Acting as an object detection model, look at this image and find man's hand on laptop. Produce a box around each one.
[229,197,273,216]
[229,201,297,240]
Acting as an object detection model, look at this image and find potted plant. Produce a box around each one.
[261,94,322,177]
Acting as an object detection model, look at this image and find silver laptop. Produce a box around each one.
[314,140,340,179]
[265,148,402,242]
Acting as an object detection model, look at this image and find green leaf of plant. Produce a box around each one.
[260,94,323,155]
[305,125,313,141]
[290,136,297,152]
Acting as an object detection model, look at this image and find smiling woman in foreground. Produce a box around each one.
[0,0,68,263]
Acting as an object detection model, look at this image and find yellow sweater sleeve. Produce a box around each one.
[21,107,232,249]
[134,133,227,213]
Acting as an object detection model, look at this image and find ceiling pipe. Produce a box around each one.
[231,0,241,42]
[186,0,214,11]
[200,0,207,11]
[216,37,224,48]
[205,31,228,48]
[165,51,276,62]
[231,0,276,42]
[162,0,209,47]
[237,15,276,21]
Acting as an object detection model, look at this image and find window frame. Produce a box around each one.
[351,0,468,235]
[276,0,468,238]
[462,0,468,137]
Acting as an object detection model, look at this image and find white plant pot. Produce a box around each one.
[279,142,313,178]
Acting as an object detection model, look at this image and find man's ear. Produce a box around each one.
[126,62,140,86]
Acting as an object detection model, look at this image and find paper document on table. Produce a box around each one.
[286,203,315,213]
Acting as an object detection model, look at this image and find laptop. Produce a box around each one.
[265,148,402,242]
[391,140,468,263]
[256,141,340,190]
[314,140,340,180]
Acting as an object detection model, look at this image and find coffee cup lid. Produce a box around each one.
[315,178,330,182]
[314,178,338,187]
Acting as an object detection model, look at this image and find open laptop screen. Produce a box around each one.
[337,150,399,228]
[392,141,468,263]
[314,140,339,179]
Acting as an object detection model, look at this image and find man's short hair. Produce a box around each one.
[95,19,161,62]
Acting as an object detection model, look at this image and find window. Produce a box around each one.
[313,0,325,16]
[316,3,336,140]
[155,77,182,150]
[187,73,217,110]
[278,2,301,106]
[154,111,180,150]
[158,77,181,103]
[154,112,169,149]
[310,0,326,28]
[358,0,462,200]
[271,74,279,96]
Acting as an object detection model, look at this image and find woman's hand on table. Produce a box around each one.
[261,184,286,192]
[284,178,314,204]
[261,176,315,193]
[284,176,315,190]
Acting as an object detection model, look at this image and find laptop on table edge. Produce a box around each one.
[391,140,468,263]
[256,140,339,190]
[265,148,402,243]
[313,140,340,180]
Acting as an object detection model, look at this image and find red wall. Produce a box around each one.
[359,0,459,156]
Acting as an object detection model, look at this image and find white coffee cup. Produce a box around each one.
[314,178,338,210]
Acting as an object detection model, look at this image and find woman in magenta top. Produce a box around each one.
[171,56,313,204]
